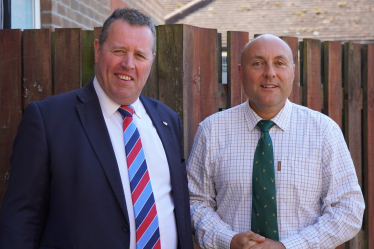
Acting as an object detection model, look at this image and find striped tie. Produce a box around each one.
[118,106,161,249]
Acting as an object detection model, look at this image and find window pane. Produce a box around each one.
[11,0,33,29]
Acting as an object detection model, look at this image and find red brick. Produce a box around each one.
[62,17,71,28]
[75,12,83,23]
[79,3,88,16]
[52,14,62,27]
[66,8,75,19]
[61,0,71,6]
[41,12,52,25]
[57,2,66,16]
[40,0,52,11]
[71,0,78,10]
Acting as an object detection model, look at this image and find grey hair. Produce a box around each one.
[240,34,294,65]
[98,8,156,54]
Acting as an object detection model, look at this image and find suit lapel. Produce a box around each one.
[76,82,129,224]
[140,95,187,243]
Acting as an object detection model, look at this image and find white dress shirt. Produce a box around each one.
[187,99,365,249]
[93,78,177,248]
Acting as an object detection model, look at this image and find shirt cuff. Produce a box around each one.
[280,234,309,249]
[216,229,238,249]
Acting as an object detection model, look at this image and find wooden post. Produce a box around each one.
[82,30,95,86]
[0,29,22,205]
[158,24,200,158]
[323,41,343,129]
[22,29,52,108]
[302,38,322,111]
[199,27,218,121]
[281,36,300,105]
[344,42,363,249]
[227,31,249,107]
[144,26,159,100]
[363,44,374,249]
[54,28,83,94]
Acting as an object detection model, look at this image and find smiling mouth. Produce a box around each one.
[261,85,276,88]
[116,74,133,81]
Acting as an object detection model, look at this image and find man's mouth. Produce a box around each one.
[261,85,276,88]
[116,74,133,81]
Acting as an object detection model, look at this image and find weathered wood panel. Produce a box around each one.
[82,30,95,86]
[54,28,82,94]
[144,26,159,100]
[158,24,200,158]
[227,31,249,107]
[22,29,52,108]
[199,27,218,121]
[363,44,374,249]
[344,42,362,249]
[281,36,300,104]
[0,29,22,205]
[323,41,343,129]
[302,38,322,111]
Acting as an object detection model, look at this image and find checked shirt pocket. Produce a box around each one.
[276,156,322,208]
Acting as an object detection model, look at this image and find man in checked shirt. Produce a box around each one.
[187,34,365,249]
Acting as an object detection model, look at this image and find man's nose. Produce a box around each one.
[121,54,135,70]
[264,64,276,78]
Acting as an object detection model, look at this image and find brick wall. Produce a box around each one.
[111,0,165,25]
[40,0,165,30]
[40,0,111,30]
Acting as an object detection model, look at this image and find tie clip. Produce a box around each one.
[163,121,168,126]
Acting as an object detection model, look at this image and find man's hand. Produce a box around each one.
[250,238,286,249]
[230,231,265,249]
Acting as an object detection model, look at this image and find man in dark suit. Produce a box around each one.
[0,8,193,249]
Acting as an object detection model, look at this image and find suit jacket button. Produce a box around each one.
[122,225,129,232]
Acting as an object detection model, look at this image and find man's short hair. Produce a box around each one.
[99,8,157,54]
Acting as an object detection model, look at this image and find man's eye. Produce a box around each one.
[277,62,285,66]
[253,62,261,66]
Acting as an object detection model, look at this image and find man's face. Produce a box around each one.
[239,36,295,119]
[94,20,155,105]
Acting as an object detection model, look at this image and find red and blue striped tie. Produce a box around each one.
[118,105,161,249]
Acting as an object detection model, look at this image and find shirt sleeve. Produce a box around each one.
[187,123,238,249]
[281,122,365,249]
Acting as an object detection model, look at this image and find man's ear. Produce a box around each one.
[292,63,295,81]
[94,39,100,64]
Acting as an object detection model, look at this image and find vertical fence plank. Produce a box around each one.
[363,44,374,249]
[82,30,95,86]
[54,28,82,94]
[323,41,343,129]
[302,38,322,111]
[281,36,300,104]
[217,33,222,84]
[144,26,159,100]
[199,27,218,121]
[158,24,200,158]
[344,42,363,249]
[0,30,22,205]
[22,29,52,108]
[227,31,249,107]
[94,27,102,40]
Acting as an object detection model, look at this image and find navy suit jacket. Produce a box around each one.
[0,81,193,249]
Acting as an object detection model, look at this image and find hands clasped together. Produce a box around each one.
[230,231,286,249]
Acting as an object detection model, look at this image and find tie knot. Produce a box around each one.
[118,105,134,119]
[257,120,274,132]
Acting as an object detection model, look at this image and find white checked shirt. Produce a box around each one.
[187,99,365,249]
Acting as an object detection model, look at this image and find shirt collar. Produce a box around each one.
[93,77,142,119]
[243,98,292,132]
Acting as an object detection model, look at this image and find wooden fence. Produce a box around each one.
[0,25,373,249]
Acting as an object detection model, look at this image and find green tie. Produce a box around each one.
[251,120,279,241]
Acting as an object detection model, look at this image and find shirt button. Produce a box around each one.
[122,225,129,232]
